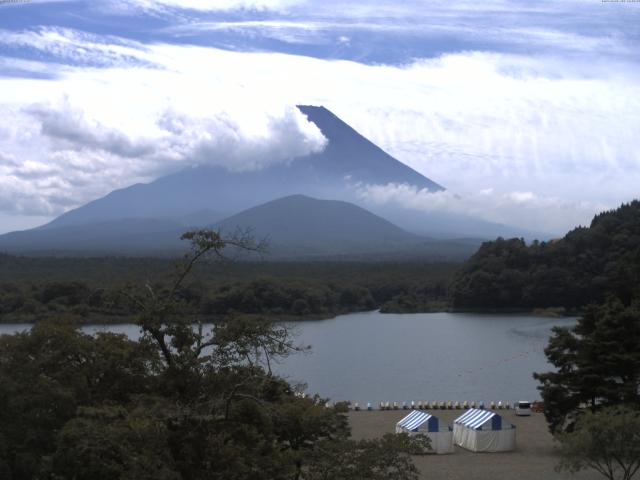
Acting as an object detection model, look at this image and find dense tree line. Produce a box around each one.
[0,230,429,479]
[0,259,456,323]
[449,201,640,311]
[202,279,375,317]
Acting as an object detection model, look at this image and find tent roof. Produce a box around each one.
[397,410,433,431]
[454,409,498,430]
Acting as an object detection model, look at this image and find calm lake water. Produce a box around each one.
[0,311,575,405]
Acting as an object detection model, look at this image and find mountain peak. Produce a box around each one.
[213,194,420,257]
[30,105,444,233]
[297,105,444,192]
[296,105,329,113]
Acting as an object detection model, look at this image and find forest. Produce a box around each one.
[1,201,639,324]
[449,201,640,312]
[0,255,455,323]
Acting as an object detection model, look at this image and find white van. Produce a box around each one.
[515,400,532,416]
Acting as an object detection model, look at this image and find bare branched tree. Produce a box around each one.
[119,227,308,415]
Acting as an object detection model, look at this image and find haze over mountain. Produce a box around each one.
[41,105,443,230]
[0,195,480,259]
[0,105,539,256]
[0,218,186,255]
[214,194,419,257]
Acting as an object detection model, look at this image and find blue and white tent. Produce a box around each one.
[453,409,516,452]
[395,410,453,454]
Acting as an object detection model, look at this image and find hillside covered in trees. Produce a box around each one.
[449,201,640,311]
[0,256,454,323]
[3,201,639,321]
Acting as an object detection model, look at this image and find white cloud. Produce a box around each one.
[155,107,327,171]
[356,183,607,234]
[0,27,152,67]
[169,19,631,57]
[109,0,303,14]
[0,62,328,217]
[160,0,637,62]
[15,99,325,210]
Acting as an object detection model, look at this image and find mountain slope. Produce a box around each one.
[0,195,480,259]
[296,105,443,191]
[42,105,442,231]
[2,105,541,245]
[0,195,421,256]
[0,218,186,254]
[214,194,420,256]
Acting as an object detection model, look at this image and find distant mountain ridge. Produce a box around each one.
[214,194,420,256]
[295,106,443,192]
[0,105,543,255]
[0,218,186,254]
[42,105,442,231]
[0,195,480,259]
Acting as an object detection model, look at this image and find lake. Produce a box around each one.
[0,311,575,405]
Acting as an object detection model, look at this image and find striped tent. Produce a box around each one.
[453,409,516,452]
[395,410,453,454]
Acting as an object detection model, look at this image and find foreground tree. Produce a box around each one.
[0,320,155,479]
[305,433,430,480]
[0,229,427,479]
[51,403,179,480]
[534,297,640,433]
[556,406,640,480]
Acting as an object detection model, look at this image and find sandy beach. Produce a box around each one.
[348,409,601,480]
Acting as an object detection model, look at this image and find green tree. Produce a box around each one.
[51,403,180,480]
[304,433,430,480]
[0,320,154,480]
[556,406,640,480]
[292,298,310,315]
[534,297,640,433]
[272,397,350,479]
[450,201,640,311]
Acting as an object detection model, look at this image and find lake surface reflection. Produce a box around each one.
[0,311,575,404]
[277,311,576,405]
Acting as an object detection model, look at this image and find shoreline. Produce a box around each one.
[0,306,581,326]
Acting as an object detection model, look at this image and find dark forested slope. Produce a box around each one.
[449,201,640,310]
[0,254,457,323]
[213,194,420,255]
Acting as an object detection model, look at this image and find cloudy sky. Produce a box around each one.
[0,0,639,235]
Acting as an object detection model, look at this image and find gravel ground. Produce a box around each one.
[348,409,601,480]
